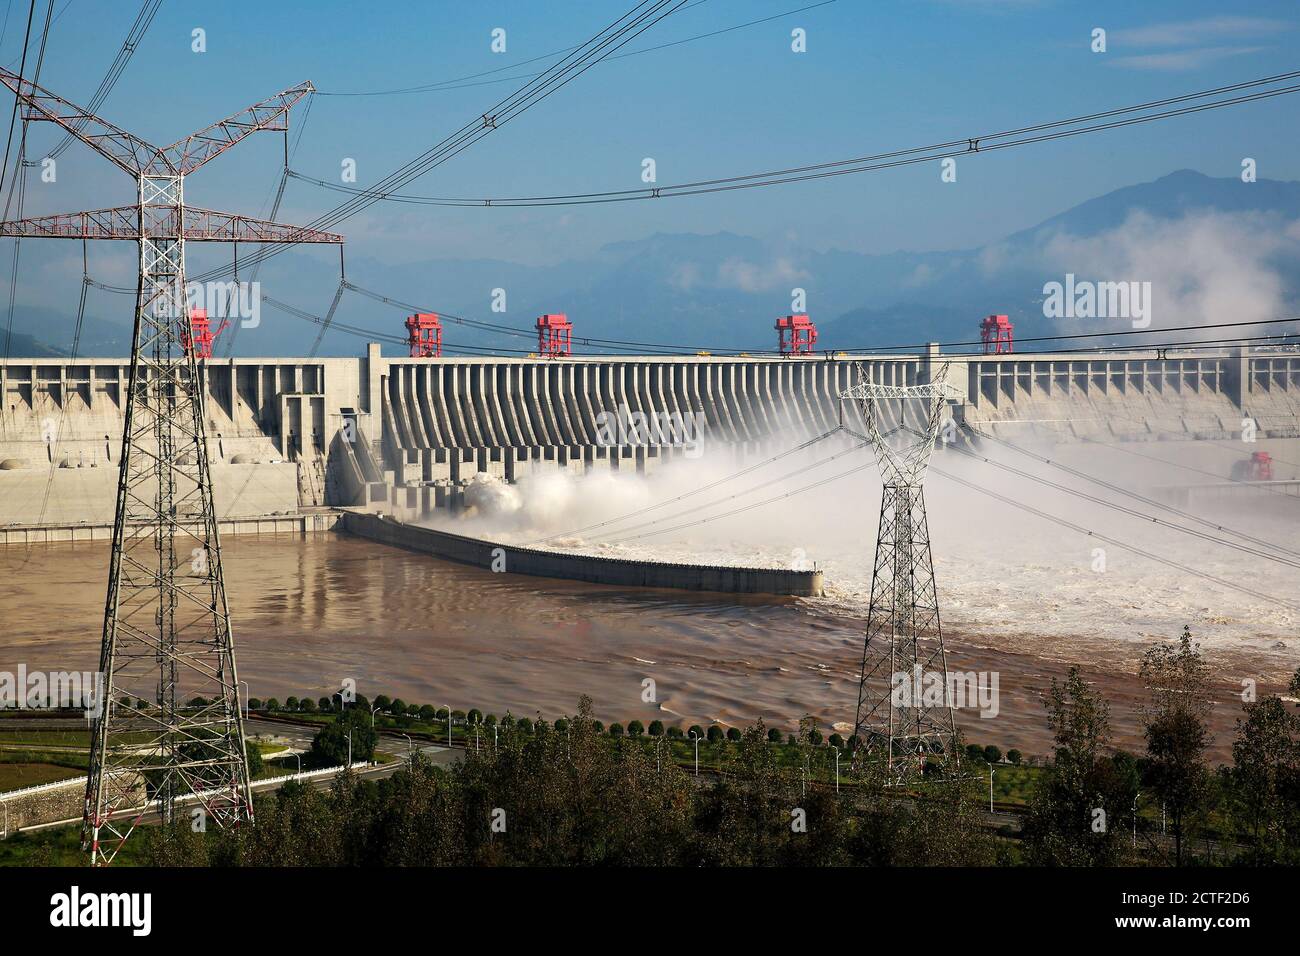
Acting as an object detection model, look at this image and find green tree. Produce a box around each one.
[1022,667,1132,865]
[1227,695,1300,862]
[726,727,742,742]
[1139,627,1212,866]
[265,698,280,712]
[983,745,1002,764]
[299,697,317,713]
[687,725,704,740]
[285,696,299,711]
[627,720,645,738]
[307,708,377,768]
[1006,748,1022,765]
[608,722,624,737]
[767,727,783,744]
[648,720,664,737]
[707,725,724,743]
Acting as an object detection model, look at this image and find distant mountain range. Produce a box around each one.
[7,169,1300,357]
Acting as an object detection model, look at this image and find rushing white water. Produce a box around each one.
[430,434,1300,678]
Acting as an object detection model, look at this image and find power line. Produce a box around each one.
[529,427,846,544]
[288,69,1300,209]
[46,0,161,161]
[315,0,829,97]
[189,1,707,286]
[931,462,1299,612]
[949,431,1300,571]
[601,437,871,544]
[968,425,1300,559]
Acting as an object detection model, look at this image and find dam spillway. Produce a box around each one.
[1,342,1298,527]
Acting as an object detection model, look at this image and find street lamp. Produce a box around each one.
[689,730,701,776]
[1132,790,1141,848]
[400,733,414,762]
[832,745,840,793]
[442,706,452,748]
[292,752,302,777]
[239,681,249,720]
[369,704,381,728]
[989,764,996,813]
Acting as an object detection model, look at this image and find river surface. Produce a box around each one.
[1,532,1287,760]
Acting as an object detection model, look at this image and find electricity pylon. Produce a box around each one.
[841,363,962,781]
[0,69,342,864]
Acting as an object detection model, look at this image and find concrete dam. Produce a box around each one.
[2,343,1298,535]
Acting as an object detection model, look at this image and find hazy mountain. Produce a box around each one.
[10,170,1299,356]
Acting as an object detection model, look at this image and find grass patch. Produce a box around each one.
[0,761,83,792]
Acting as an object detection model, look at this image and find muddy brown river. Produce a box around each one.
[0,532,1280,760]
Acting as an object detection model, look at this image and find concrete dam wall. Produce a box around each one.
[340,510,825,597]
[2,343,1298,527]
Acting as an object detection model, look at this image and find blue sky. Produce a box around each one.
[5,0,1300,290]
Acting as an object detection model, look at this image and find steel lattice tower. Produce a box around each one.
[841,364,962,781]
[0,69,342,864]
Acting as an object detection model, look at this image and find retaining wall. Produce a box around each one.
[340,510,824,597]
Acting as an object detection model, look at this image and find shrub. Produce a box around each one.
[627,720,645,737]
[188,696,208,708]
[452,709,466,720]
[517,717,533,735]
[318,697,331,713]
[609,723,624,737]
[554,718,569,733]
[767,728,783,743]
[707,725,724,743]
[354,695,370,712]
[591,720,604,733]
[306,708,377,768]
[667,726,683,739]
[787,734,797,746]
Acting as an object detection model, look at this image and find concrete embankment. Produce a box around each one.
[340,510,824,597]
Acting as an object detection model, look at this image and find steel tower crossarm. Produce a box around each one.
[0,205,343,243]
[163,81,314,175]
[0,68,315,179]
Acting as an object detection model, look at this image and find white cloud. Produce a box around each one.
[1038,210,1298,332]
[714,256,808,294]
[1111,16,1290,48]
[1108,46,1265,72]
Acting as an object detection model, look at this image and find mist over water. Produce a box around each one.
[432,428,1300,680]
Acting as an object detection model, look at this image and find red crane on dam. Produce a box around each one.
[981,314,1014,354]
[776,313,817,355]
[406,312,443,357]
[180,308,229,359]
[537,313,573,357]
